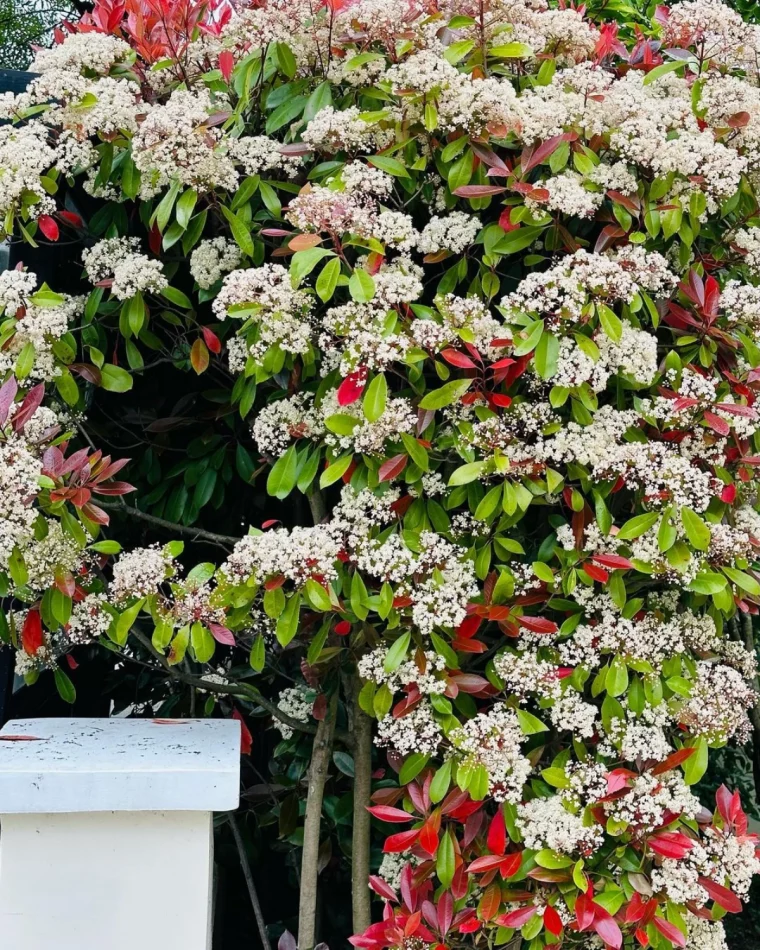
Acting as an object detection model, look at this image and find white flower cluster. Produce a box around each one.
[133,89,238,198]
[274,685,313,740]
[82,238,167,301]
[110,545,177,603]
[356,531,478,635]
[221,525,342,587]
[214,264,314,361]
[66,593,111,645]
[502,247,676,324]
[517,795,603,856]
[449,704,532,802]
[357,647,447,695]
[189,238,242,290]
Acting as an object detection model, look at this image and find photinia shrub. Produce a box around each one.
[1,0,760,947]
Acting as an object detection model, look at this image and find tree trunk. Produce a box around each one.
[348,674,373,935]
[741,613,760,803]
[298,691,337,950]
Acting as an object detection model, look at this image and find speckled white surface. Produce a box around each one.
[0,718,240,813]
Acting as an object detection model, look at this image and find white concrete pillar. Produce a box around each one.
[0,717,240,950]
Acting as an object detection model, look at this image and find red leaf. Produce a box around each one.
[452,185,507,198]
[497,906,537,928]
[233,709,252,755]
[334,620,351,635]
[518,615,558,635]
[649,832,693,859]
[500,852,522,878]
[418,817,439,856]
[208,623,235,645]
[698,876,742,913]
[0,376,17,426]
[383,829,419,853]
[468,855,508,873]
[487,809,506,855]
[58,210,83,229]
[38,215,59,241]
[22,609,44,656]
[650,747,696,776]
[544,906,563,936]
[521,135,566,173]
[593,913,622,949]
[12,383,45,432]
[379,453,407,483]
[652,918,686,947]
[369,875,398,901]
[148,223,161,255]
[721,484,737,503]
[441,348,477,369]
[703,411,730,436]
[219,49,234,81]
[367,805,414,823]
[337,368,367,405]
[592,554,633,570]
[498,208,519,232]
[583,562,609,583]
[201,326,222,354]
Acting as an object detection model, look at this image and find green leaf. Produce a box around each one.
[276,593,301,646]
[368,155,410,178]
[349,269,375,302]
[320,453,353,488]
[597,303,622,343]
[686,572,727,595]
[683,737,708,785]
[250,635,266,672]
[304,578,333,611]
[681,506,711,551]
[315,257,341,302]
[191,622,215,663]
[267,444,299,499]
[429,758,452,804]
[512,319,544,357]
[490,41,534,58]
[616,512,659,540]
[448,461,486,486]
[176,189,197,229]
[541,767,570,789]
[722,566,760,595]
[400,433,429,471]
[54,668,76,704]
[161,286,193,310]
[291,247,334,285]
[100,364,133,393]
[607,656,629,697]
[534,332,559,379]
[643,60,685,85]
[303,81,333,122]
[419,378,472,410]
[363,374,387,423]
[383,631,411,674]
[516,708,548,734]
[399,752,429,785]
[220,204,254,258]
[437,829,456,887]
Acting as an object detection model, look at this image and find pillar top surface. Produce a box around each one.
[0,717,240,813]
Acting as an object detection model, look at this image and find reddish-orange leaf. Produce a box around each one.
[190,338,209,374]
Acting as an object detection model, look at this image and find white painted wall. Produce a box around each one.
[0,718,240,949]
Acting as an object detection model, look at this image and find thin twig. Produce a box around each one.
[129,628,352,742]
[98,498,241,548]
[229,813,271,950]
